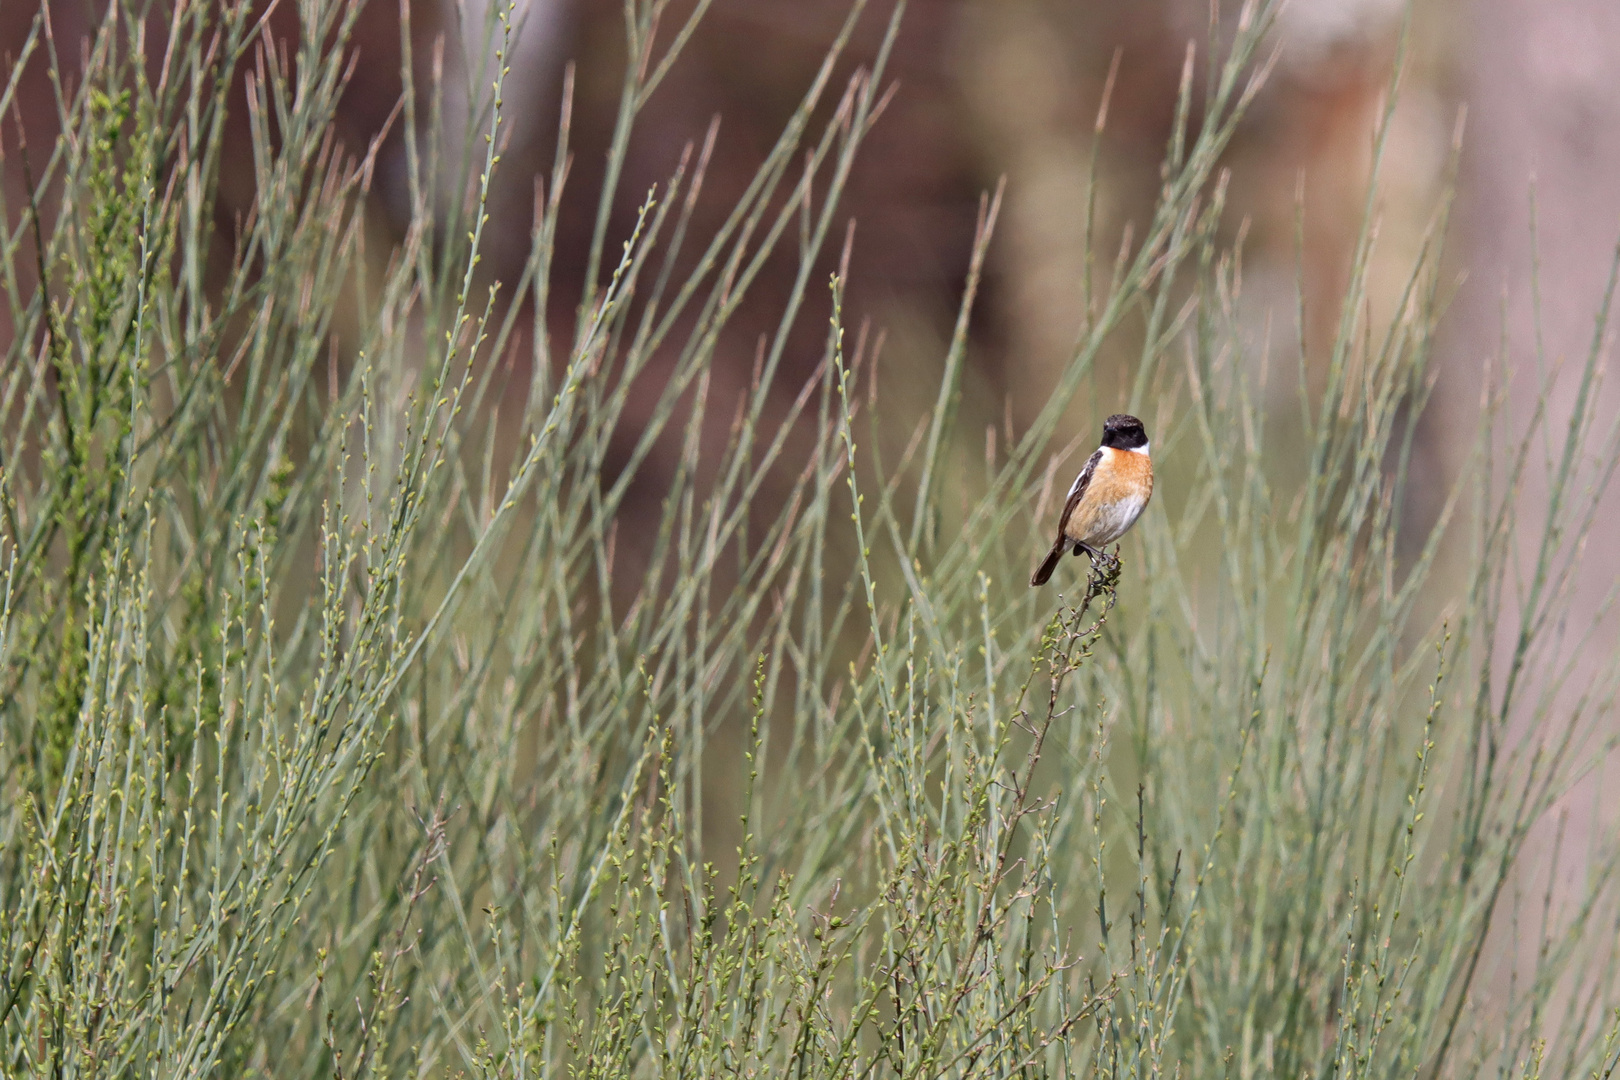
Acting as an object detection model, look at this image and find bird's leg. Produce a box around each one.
[1075,541,1116,590]
[1085,544,1123,592]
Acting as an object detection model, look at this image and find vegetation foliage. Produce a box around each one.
[1,0,1618,1077]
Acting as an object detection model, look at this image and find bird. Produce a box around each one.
[1030,413,1153,587]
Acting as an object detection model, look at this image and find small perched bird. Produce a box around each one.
[1030,414,1153,587]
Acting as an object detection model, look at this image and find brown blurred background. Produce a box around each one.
[6,0,1618,658]
[8,0,1619,508]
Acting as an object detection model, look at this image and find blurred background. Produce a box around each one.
[7,0,1618,520]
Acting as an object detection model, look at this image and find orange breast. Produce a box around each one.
[1065,448,1153,546]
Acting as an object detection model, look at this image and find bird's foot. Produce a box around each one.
[1084,544,1122,590]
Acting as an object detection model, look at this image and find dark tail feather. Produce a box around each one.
[1030,540,1066,587]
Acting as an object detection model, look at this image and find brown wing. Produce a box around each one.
[1055,448,1103,543]
[1031,448,1106,586]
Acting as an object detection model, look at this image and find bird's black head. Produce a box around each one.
[1100,413,1148,451]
